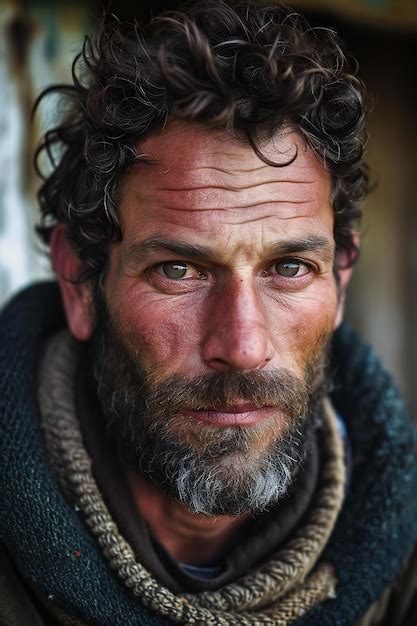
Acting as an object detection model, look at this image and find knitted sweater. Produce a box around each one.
[1,282,417,626]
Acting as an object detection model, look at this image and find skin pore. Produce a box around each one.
[53,121,353,564]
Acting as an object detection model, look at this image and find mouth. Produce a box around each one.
[181,403,278,427]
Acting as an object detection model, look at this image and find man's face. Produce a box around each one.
[94,122,341,515]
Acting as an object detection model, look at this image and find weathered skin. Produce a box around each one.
[52,121,352,563]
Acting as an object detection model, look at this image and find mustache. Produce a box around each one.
[141,368,313,419]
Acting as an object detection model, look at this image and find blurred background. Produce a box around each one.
[0,0,416,415]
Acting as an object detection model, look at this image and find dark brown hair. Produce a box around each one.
[35,0,369,283]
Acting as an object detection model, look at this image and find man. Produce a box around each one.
[1,1,416,624]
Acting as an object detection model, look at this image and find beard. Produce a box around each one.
[90,292,330,517]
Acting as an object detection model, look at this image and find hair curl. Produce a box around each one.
[35,0,369,283]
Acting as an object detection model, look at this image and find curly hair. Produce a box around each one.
[35,0,369,283]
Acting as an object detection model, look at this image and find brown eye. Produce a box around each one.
[274,260,302,277]
[160,262,188,279]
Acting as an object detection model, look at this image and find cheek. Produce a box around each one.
[110,285,206,375]
[267,285,338,371]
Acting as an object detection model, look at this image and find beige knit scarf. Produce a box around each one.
[39,330,346,625]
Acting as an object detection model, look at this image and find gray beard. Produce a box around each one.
[91,300,327,516]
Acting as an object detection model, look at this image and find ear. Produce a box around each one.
[333,233,359,330]
[50,224,95,341]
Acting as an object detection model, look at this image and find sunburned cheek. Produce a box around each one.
[289,317,333,371]
[114,292,205,373]
[270,291,338,371]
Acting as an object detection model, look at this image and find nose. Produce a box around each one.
[201,278,273,372]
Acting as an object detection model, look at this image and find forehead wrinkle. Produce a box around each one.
[148,185,318,213]
[155,160,320,185]
[154,201,311,214]
[192,164,270,174]
[157,180,316,193]
[134,146,321,188]
[227,213,315,225]
[149,172,327,208]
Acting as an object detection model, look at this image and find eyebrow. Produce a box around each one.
[267,236,334,260]
[123,236,219,264]
[122,234,334,265]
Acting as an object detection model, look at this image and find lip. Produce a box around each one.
[181,405,277,427]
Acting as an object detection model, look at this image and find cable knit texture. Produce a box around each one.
[1,282,417,626]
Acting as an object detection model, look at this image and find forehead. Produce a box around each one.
[117,121,333,251]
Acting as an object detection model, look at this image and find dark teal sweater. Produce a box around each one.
[1,282,417,625]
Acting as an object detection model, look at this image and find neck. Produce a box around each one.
[125,467,247,564]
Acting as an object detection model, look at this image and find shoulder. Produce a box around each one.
[0,544,46,625]
[355,545,417,626]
